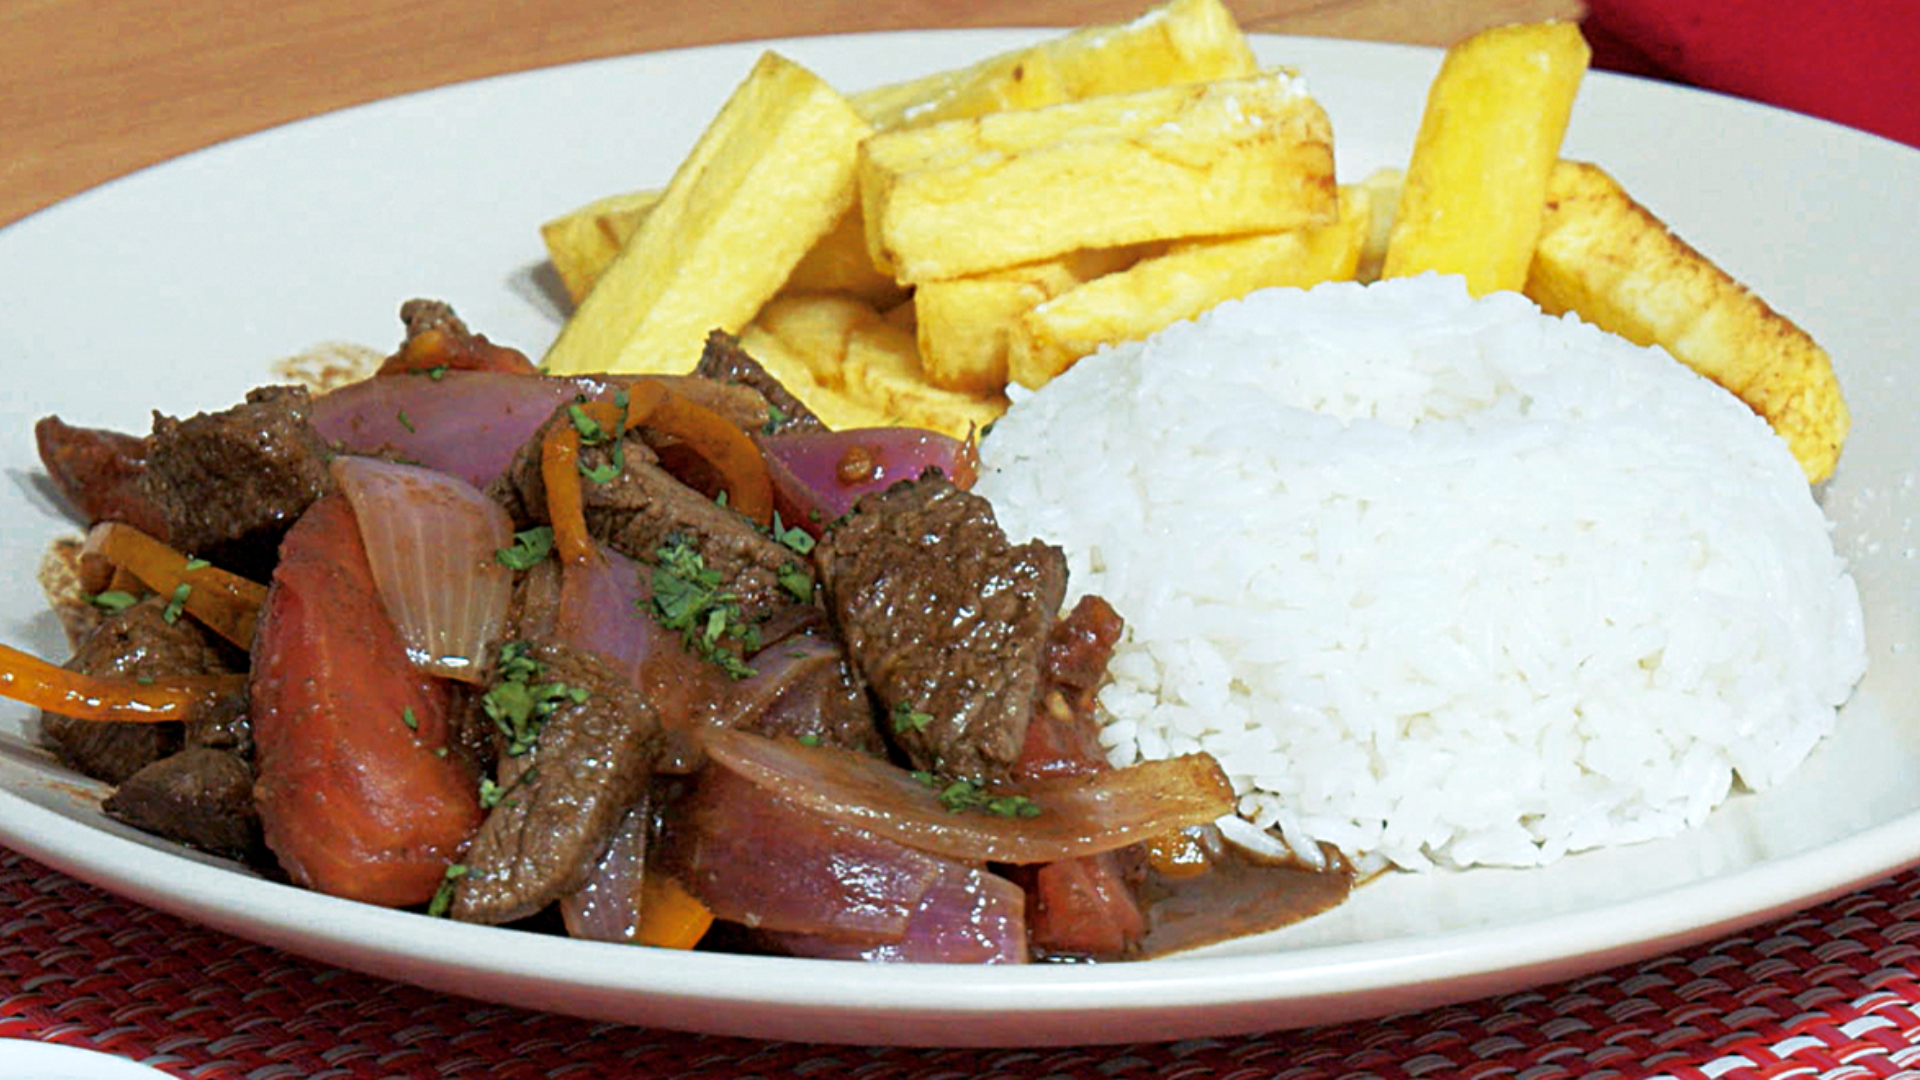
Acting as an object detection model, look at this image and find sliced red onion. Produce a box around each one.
[698,728,1236,865]
[757,428,978,535]
[312,372,642,489]
[658,765,951,941]
[761,862,1028,963]
[330,456,513,683]
[560,794,650,943]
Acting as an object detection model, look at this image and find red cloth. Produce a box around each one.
[1584,0,1920,148]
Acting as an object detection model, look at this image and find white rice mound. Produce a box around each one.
[976,275,1867,872]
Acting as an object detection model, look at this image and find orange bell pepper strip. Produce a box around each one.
[0,642,244,723]
[82,522,267,650]
[637,872,715,950]
[541,383,775,567]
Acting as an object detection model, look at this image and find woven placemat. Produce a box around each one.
[6,846,1920,1079]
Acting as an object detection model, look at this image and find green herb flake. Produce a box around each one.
[478,777,504,809]
[770,512,816,556]
[796,734,822,747]
[647,538,759,678]
[567,403,609,444]
[135,674,156,686]
[777,562,815,604]
[761,404,789,435]
[182,557,211,572]
[427,364,449,381]
[579,459,620,484]
[480,641,587,757]
[891,700,932,734]
[401,706,419,731]
[925,776,1043,818]
[427,863,469,918]
[494,526,555,570]
[161,582,192,625]
[397,408,416,434]
[86,590,140,614]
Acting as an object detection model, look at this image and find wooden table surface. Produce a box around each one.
[0,0,1581,230]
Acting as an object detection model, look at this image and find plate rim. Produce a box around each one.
[2,25,1916,1047]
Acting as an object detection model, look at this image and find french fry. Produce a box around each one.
[915,247,1142,393]
[860,69,1336,283]
[850,0,1258,131]
[1381,20,1589,295]
[752,294,1007,438]
[732,324,897,431]
[545,190,905,311]
[1525,160,1849,483]
[539,189,661,305]
[1009,185,1372,389]
[542,52,872,376]
[1353,166,1403,284]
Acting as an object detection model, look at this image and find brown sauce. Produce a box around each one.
[1131,836,1353,960]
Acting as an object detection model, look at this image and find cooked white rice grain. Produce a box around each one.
[976,275,1866,871]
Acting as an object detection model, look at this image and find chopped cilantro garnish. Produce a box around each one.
[568,401,626,483]
[428,863,468,918]
[396,408,416,433]
[796,733,821,747]
[494,526,555,570]
[87,590,139,614]
[567,403,609,444]
[649,538,757,678]
[182,557,210,572]
[770,512,815,555]
[481,641,587,757]
[762,404,789,435]
[161,582,191,625]
[427,364,448,381]
[891,700,932,734]
[401,706,418,731]
[911,770,1040,817]
[777,562,814,604]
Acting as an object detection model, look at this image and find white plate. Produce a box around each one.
[2,30,1917,1048]
[0,1041,171,1080]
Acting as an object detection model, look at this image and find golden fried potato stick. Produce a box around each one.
[849,0,1258,131]
[1382,20,1589,295]
[751,294,1007,438]
[860,69,1336,284]
[1008,185,1372,389]
[539,189,660,305]
[542,52,871,376]
[1526,160,1849,484]
[915,247,1144,393]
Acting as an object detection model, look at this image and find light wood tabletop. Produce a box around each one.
[0,0,1581,230]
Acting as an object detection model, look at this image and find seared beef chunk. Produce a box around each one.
[815,472,1068,781]
[399,297,467,340]
[139,385,334,577]
[451,642,663,925]
[491,409,805,624]
[33,417,170,539]
[379,299,538,377]
[693,330,825,434]
[41,595,248,784]
[103,747,262,861]
[722,625,885,756]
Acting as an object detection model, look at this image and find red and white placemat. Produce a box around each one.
[8,847,1920,1079]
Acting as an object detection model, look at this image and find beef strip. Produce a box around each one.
[490,407,805,624]
[102,747,263,861]
[451,641,663,925]
[814,471,1068,781]
[138,385,334,578]
[33,417,170,539]
[693,330,825,434]
[40,595,248,784]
